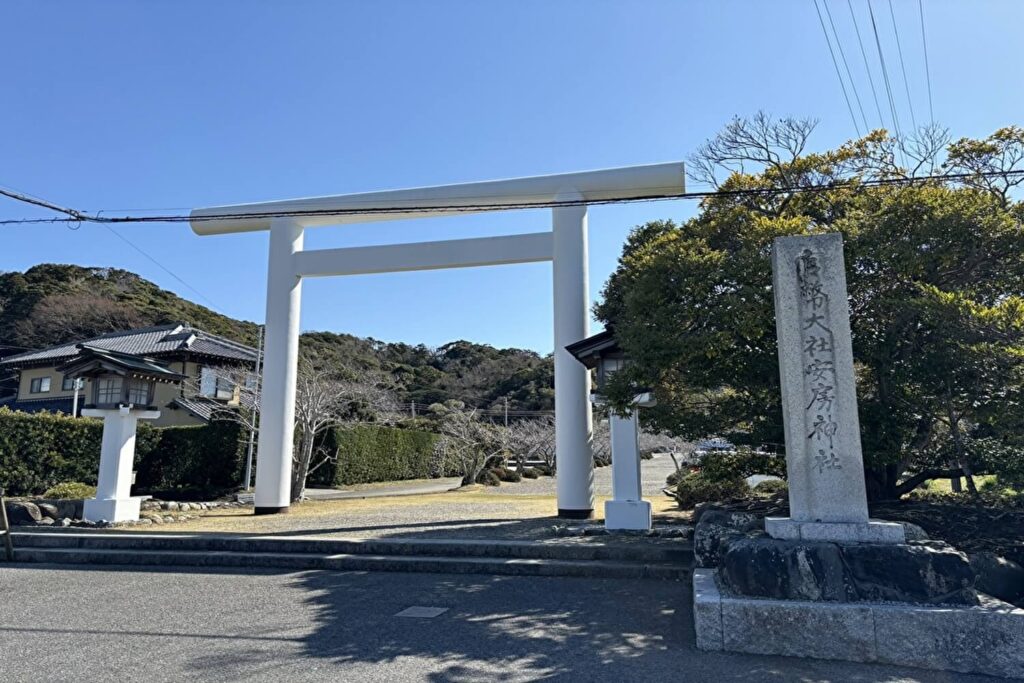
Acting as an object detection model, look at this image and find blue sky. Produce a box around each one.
[2,1,1021,353]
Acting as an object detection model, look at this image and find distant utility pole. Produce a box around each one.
[243,325,264,491]
[71,378,83,417]
[504,397,509,428]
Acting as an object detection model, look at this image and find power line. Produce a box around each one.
[822,0,870,134]
[868,0,903,140]
[813,0,862,138]
[887,0,918,130]
[98,223,227,313]
[918,0,935,124]
[1,169,1022,229]
[847,0,887,130]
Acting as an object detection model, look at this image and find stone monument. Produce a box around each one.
[766,233,904,544]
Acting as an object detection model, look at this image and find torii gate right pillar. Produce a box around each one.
[552,201,595,518]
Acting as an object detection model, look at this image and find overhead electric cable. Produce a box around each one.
[918,0,935,123]
[887,0,918,130]
[98,223,227,312]
[868,0,903,140]
[813,0,862,138]
[822,0,870,133]
[2,169,1022,228]
[847,0,887,129]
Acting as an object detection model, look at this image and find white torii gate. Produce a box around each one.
[190,162,685,517]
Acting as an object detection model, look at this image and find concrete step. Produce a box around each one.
[11,532,693,564]
[12,546,691,580]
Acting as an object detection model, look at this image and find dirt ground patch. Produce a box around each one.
[137,489,684,541]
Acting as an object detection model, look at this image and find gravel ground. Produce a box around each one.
[0,564,984,683]
[484,454,680,497]
[128,455,687,541]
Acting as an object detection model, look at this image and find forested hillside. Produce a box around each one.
[0,264,554,411]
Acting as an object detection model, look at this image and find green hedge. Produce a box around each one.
[314,425,441,486]
[134,421,246,495]
[0,407,244,497]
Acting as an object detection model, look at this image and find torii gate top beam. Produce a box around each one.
[189,161,685,235]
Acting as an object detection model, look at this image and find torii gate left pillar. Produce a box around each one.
[190,162,685,517]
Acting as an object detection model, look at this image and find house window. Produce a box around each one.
[95,378,123,405]
[214,376,235,401]
[127,378,152,406]
[62,376,82,391]
[30,376,51,394]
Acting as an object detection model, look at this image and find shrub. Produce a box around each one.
[315,425,441,486]
[698,449,787,483]
[0,408,245,497]
[491,466,521,483]
[42,482,96,499]
[752,478,788,497]
[673,471,749,510]
[534,464,553,477]
[134,421,245,495]
[521,467,540,479]
[476,469,501,486]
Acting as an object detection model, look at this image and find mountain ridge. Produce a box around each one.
[0,264,554,411]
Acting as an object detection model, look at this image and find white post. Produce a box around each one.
[254,218,304,514]
[82,406,160,523]
[605,409,652,530]
[552,200,594,518]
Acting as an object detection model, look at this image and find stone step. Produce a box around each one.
[12,546,692,580]
[11,532,693,564]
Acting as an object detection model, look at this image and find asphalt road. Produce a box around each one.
[0,565,992,682]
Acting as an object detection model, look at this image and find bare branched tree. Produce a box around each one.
[507,416,555,470]
[291,358,399,501]
[433,406,507,486]
[688,112,819,189]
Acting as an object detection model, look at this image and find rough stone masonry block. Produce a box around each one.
[720,595,876,662]
[872,601,1024,679]
[692,568,724,651]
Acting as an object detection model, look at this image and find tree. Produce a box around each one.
[507,416,555,470]
[432,403,508,486]
[596,114,1024,500]
[291,358,398,501]
[14,293,145,346]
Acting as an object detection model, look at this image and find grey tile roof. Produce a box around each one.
[170,393,254,423]
[0,323,257,369]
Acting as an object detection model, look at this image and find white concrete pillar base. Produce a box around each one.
[604,499,652,531]
[83,497,144,523]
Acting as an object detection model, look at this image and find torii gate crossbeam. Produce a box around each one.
[190,162,685,517]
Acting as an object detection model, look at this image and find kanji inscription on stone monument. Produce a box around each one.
[766,233,904,544]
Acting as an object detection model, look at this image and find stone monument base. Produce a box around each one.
[766,516,906,544]
[83,496,149,523]
[694,568,1024,679]
[604,500,652,531]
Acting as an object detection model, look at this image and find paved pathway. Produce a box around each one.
[0,564,987,683]
[305,477,463,501]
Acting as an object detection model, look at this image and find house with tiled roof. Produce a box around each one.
[0,323,258,426]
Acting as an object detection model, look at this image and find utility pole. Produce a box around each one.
[504,396,509,428]
[243,324,264,491]
[71,378,82,417]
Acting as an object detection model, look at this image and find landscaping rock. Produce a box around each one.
[35,517,55,526]
[36,503,60,519]
[693,510,763,568]
[899,521,929,542]
[720,536,978,605]
[969,552,1024,605]
[57,518,73,528]
[5,501,42,525]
